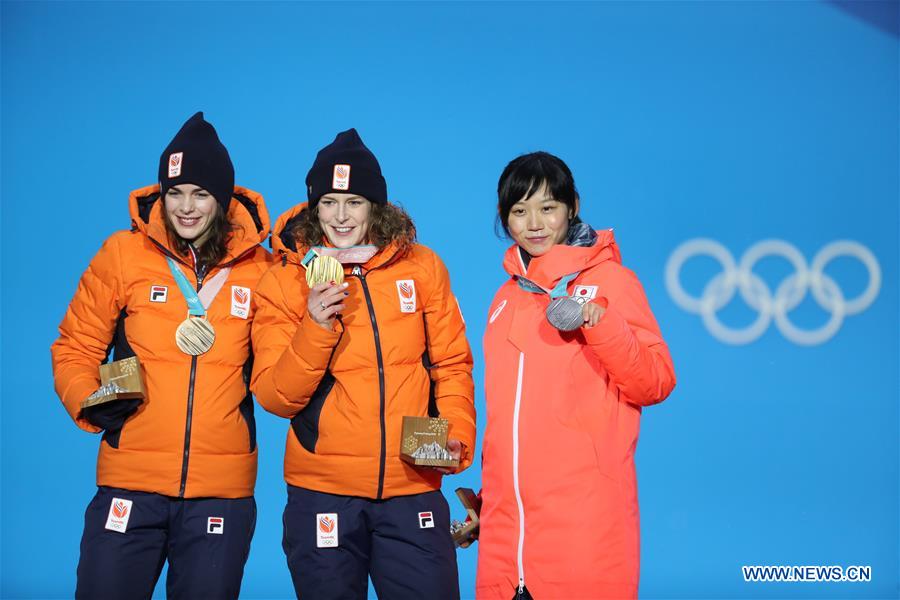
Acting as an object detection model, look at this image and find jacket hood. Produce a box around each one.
[271,201,404,271]
[271,202,308,261]
[502,229,622,290]
[128,183,270,264]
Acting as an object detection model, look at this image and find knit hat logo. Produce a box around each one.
[168,152,183,178]
[158,112,234,208]
[332,164,351,190]
[306,129,386,208]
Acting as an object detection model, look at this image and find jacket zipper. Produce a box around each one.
[150,237,257,497]
[512,351,527,593]
[352,265,388,499]
[178,249,205,498]
[514,248,529,593]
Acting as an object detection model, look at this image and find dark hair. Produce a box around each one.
[164,204,234,270]
[289,201,417,256]
[496,151,580,237]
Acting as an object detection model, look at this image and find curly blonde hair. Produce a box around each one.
[289,202,417,256]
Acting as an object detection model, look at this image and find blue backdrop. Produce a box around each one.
[2,1,897,598]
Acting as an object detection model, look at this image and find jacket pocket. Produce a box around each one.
[551,356,620,482]
[101,307,137,450]
[239,358,257,452]
[291,371,336,453]
[102,426,124,449]
[238,392,257,453]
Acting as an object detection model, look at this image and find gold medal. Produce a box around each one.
[305,254,345,287]
[175,315,216,355]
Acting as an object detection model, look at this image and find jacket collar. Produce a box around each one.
[128,183,270,265]
[502,228,621,291]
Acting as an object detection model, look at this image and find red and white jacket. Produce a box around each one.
[477,230,676,599]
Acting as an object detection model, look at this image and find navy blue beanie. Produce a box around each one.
[306,128,387,209]
[158,112,235,208]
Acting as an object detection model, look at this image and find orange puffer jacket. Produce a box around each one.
[251,203,476,499]
[477,231,676,600]
[51,184,271,499]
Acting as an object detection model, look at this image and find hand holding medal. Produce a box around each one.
[305,253,349,330]
[305,253,344,288]
[546,294,607,330]
[581,300,606,327]
[537,272,607,331]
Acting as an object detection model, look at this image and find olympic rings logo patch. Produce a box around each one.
[665,239,881,346]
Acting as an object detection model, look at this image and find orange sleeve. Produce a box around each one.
[51,234,126,432]
[581,266,676,407]
[250,265,342,419]
[423,251,476,470]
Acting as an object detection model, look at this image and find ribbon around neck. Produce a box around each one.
[516,272,580,299]
[301,245,378,267]
[166,257,231,317]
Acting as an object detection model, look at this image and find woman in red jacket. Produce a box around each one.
[51,112,270,599]
[477,152,676,600]
[251,129,475,599]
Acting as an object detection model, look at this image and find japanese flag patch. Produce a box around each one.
[572,285,598,301]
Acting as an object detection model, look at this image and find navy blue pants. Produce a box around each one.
[283,486,459,600]
[75,486,256,600]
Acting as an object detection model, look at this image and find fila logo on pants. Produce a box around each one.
[207,517,224,535]
[418,511,434,529]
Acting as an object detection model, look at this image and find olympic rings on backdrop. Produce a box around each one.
[665,239,881,345]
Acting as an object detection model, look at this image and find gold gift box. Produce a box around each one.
[80,356,146,409]
[399,416,460,468]
[451,487,481,548]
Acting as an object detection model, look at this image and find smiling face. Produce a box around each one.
[506,183,575,257]
[317,193,372,248]
[163,183,219,246]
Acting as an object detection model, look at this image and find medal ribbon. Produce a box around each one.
[197,268,232,308]
[515,272,580,299]
[301,245,378,267]
[166,258,231,316]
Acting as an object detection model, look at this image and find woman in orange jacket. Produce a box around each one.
[51,112,271,599]
[477,152,676,600]
[251,128,476,599]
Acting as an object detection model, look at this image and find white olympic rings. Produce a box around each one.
[665,239,881,345]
